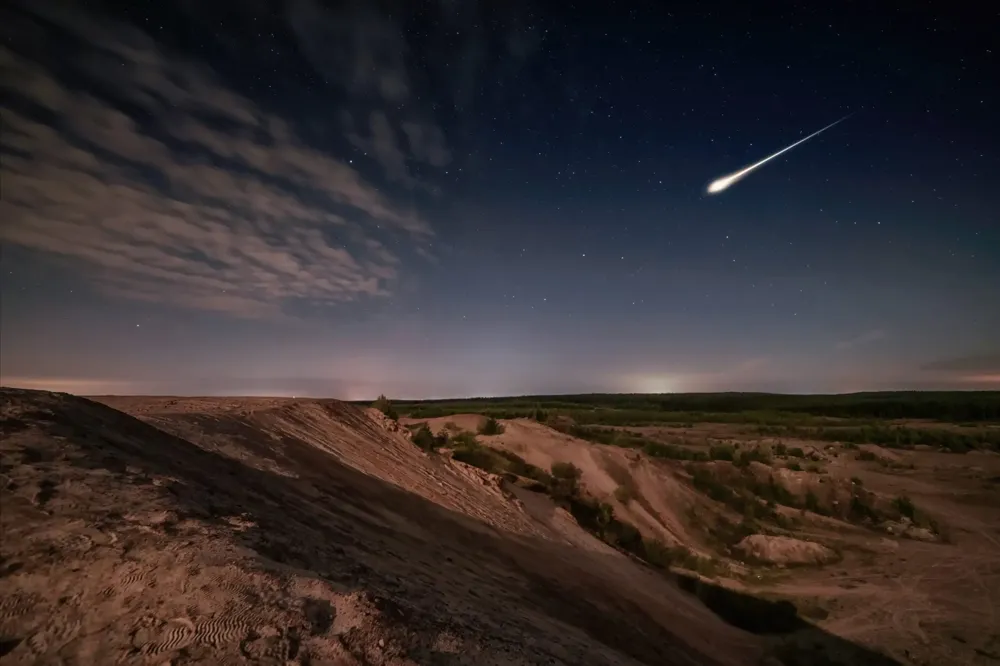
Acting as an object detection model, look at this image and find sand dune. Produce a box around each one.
[1,389,767,665]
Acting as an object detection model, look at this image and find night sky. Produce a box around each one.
[2,1,998,399]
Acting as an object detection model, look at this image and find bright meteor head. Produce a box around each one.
[706,177,734,194]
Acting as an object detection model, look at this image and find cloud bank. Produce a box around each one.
[0,3,433,318]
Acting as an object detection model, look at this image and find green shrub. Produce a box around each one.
[735,447,771,468]
[450,447,496,471]
[709,444,736,461]
[642,539,676,569]
[893,495,916,520]
[478,417,505,435]
[804,489,821,513]
[774,442,788,456]
[847,492,880,523]
[450,430,479,448]
[372,394,398,420]
[550,461,582,501]
[787,462,802,471]
[411,424,437,451]
[495,449,553,485]
[643,440,700,460]
[787,447,805,458]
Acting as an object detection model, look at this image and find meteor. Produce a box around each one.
[706,115,852,194]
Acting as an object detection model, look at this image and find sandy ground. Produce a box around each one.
[414,415,1000,666]
[1,390,764,666]
[4,391,994,665]
[467,418,711,550]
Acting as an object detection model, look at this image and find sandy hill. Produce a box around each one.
[0,389,778,666]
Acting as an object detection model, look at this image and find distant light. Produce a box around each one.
[632,376,678,393]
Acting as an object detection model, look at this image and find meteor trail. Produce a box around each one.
[706,115,852,194]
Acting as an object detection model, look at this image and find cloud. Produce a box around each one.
[834,329,888,351]
[287,0,410,103]
[400,121,452,168]
[288,0,453,189]
[0,3,431,318]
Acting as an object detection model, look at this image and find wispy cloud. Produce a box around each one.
[835,329,888,351]
[288,0,453,190]
[0,3,432,318]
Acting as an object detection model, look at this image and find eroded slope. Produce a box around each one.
[1,389,761,665]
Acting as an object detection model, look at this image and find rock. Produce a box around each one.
[736,535,837,566]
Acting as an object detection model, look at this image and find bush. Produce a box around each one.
[774,442,788,456]
[450,430,479,448]
[551,461,582,481]
[478,417,505,436]
[787,447,805,458]
[550,461,582,501]
[734,447,771,468]
[411,424,437,451]
[746,474,798,509]
[709,444,736,461]
[847,492,880,524]
[643,440,702,461]
[804,489,821,514]
[893,495,916,520]
[787,462,802,471]
[495,449,553,485]
[643,539,676,569]
[372,394,398,420]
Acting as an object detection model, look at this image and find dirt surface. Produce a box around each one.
[1,390,766,666]
[3,390,995,665]
[477,419,709,550]
[412,415,1000,666]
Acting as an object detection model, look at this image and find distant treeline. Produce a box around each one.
[756,424,1000,453]
[385,392,1000,423]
